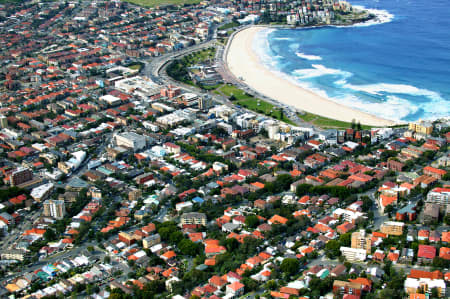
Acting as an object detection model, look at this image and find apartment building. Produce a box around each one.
[380,221,405,236]
[180,212,207,226]
[43,200,66,220]
[351,230,372,254]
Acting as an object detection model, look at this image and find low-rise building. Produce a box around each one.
[180,212,207,226]
[340,247,366,262]
[380,221,404,236]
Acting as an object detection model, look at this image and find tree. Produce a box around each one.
[361,195,372,212]
[339,232,351,247]
[86,284,93,295]
[242,277,258,292]
[265,280,278,290]
[431,287,440,298]
[325,240,341,258]
[385,204,394,217]
[178,239,200,256]
[280,258,299,276]
[245,215,260,228]
[224,238,239,252]
[432,257,450,269]
[44,228,57,242]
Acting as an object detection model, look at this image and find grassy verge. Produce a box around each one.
[297,112,372,130]
[183,48,216,66]
[124,0,201,7]
[216,85,296,126]
[218,21,240,31]
[128,64,143,71]
[166,47,216,86]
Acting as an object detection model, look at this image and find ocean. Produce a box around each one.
[253,0,450,122]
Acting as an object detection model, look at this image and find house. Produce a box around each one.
[349,278,372,292]
[333,280,362,297]
[307,139,323,150]
[209,275,227,289]
[400,248,414,264]
[417,245,436,264]
[423,166,446,179]
[268,215,288,225]
[226,281,245,297]
[396,204,417,221]
[439,247,450,260]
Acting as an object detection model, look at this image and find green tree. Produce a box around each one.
[339,232,351,247]
[44,228,57,242]
[325,240,341,258]
[178,239,200,256]
[245,215,260,228]
[280,258,299,276]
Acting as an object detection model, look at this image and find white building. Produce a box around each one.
[333,208,365,224]
[66,151,86,171]
[426,188,449,209]
[340,247,366,262]
[115,76,160,97]
[115,132,146,151]
[31,183,54,202]
[100,95,121,106]
[404,277,446,297]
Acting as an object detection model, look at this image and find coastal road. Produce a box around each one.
[141,27,312,128]
[218,26,311,128]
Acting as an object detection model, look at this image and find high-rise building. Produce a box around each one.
[0,114,7,128]
[198,94,212,111]
[10,167,33,186]
[408,120,433,135]
[43,199,65,219]
[426,188,450,211]
[351,229,372,254]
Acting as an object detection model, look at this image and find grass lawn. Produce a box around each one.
[128,64,143,71]
[125,0,200,7]
[297,112,373,130]
[216,84,248,99]
[216,85,295,125]
[218,21,240,31]
[183,48,216,67]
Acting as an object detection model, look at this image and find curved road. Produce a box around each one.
[140,29,312,128]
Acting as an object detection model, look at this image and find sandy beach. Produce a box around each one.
[225,26,396,127]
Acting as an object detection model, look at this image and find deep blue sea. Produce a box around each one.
[253,0,450,122]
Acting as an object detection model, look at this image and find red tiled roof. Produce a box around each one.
[417,245,436,259]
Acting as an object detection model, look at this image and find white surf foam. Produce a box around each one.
[335,94,419,121]
[338,81,444,101]
[270,69,414,122]
[296,52,322,61]
[351,6,395,27]
[273,37,292,41]
[292,64,352,79]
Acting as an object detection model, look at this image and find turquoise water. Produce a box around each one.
[254,0,450,122]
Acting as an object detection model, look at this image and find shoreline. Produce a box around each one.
[224,26,397,127]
